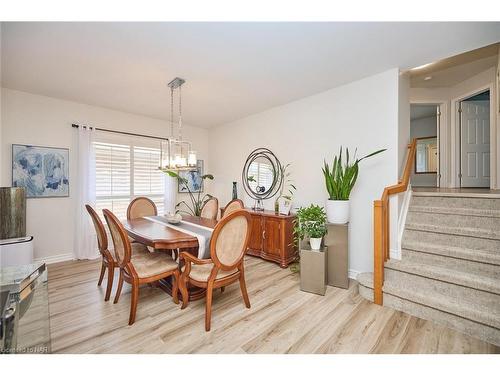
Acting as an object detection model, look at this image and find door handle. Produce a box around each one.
[262,230,266,240]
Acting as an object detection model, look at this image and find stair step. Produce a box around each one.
[405,222,500,241]
[401,240,500,266]
[412,191,500,200]
[403,229,500,254]
[401,248,500,277]
[357,272,500,346]
[409,205,500,218]
[385,259,500,295]
[406,211,500,234]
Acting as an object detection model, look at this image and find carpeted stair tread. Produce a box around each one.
[402,240,500,266]
[405,222,500,240]
[409,205,500,218]
[385,259,500,295]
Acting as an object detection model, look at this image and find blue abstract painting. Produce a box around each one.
[12,144,69,198]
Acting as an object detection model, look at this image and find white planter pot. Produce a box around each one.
[309,237,322,250]
[326,200,350,224]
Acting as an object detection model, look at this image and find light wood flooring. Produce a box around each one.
[47,256,500,354]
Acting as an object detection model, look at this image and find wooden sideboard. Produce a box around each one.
[222,207,297,268]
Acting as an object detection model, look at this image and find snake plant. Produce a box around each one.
[322,147,386,200]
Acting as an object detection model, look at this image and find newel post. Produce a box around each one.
[373,200,384,305]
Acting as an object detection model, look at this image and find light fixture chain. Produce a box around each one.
[170,86,174,138]
[178,85,182,141]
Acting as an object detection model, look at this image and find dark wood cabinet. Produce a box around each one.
[245,210,297,268]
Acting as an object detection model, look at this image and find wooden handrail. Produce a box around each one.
[373,138,416,305]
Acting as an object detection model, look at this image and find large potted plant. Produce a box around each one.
[294,204,327,251]
[322,147,386,224]
[164,170,214,216]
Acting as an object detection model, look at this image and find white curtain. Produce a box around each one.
[73,125,98,259]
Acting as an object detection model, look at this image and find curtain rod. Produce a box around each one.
[71,123,168,141]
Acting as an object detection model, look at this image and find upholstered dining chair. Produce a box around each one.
[200,197,219,220]
[103,209,180,325]
[179,209,252,331]
[222,198,244,217]
[85,204,117,302]
[127,196,158,219]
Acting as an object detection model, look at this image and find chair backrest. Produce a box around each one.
[200,197,219,220]
[210,210,251,270]
[103,209,132,267]
[223,199,244,217]
[127,197,158,220]
[85,204,108,256]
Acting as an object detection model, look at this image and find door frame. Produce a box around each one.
[450,83,496,189]
[410,101,447,188]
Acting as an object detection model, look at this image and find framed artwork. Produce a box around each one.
[178,159,204,193]
[12,144,69,198]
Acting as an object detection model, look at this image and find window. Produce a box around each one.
[94,137,165,220]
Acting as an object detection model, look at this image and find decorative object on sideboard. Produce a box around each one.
[242,148,283,211]
[275,162,296,215]
[158,77,197,172]
[163,168,214,217]
[12,144,69,198]
[232,181,238,200]
[293,204,327,251]
[323,146,386,224]
[0,187,26,240]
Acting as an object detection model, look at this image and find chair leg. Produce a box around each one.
[171,271,180,305]
[179,274,189,309]
[239,273,251,308]
[97,260,106,286]
[205,283,214,332]
[129,281,139,325]
[104,265,114,302]
[114,270,124,304]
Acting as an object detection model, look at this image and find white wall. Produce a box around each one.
[209,69,401,274]
[0,88,209,261]
[410,115,438,187]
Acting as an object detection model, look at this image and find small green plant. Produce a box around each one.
[322,147,386,200]
[293,204,327,242]
[163,170,214,216]
[278,162,297,201]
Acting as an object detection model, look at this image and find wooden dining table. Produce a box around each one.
[122,214,218,301]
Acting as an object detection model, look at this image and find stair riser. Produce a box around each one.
[403,229,500,253]
[406,211,500,233]
[357,282,500,346]
[384,268,500,320]
[384,293,500,347]
[411,195,500,211]
[401,249,500,278]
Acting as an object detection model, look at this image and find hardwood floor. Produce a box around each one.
[47,256,499,354]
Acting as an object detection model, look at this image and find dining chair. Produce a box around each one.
[179,209,252,331]
[127,196,158,219]
[200,197,219,220]
[103,209,180,325]
[222,198,244,217]
[85,204,117,302]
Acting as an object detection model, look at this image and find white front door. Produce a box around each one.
[460,100,490,187]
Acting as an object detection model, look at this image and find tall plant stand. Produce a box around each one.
[324,223,349,289]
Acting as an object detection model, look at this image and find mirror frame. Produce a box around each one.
[414,136,438,174]
[242,148,283,201]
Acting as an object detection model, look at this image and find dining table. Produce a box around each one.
[122,214,218,301]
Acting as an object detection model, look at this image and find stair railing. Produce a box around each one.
[373,138,417,305]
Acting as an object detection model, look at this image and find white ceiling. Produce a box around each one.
[410,43,499,88]
[2,22,500,128]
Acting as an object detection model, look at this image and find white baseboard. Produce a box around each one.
[348,268,362,280]
[34,253,74,265]
[390,248,401,260]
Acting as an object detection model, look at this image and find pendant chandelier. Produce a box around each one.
[159,77,197,171]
